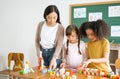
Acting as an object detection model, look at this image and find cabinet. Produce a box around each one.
[109,47,120,73]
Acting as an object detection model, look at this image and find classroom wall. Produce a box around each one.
[0,0,114,70]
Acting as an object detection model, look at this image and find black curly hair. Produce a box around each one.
[79,19,110,40]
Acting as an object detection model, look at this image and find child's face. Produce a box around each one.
[46,12,58,26]
[86,29,97,41]
[67,31,78,43]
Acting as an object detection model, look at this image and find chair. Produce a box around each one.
[8,52,24,71]
[0,52,24,79]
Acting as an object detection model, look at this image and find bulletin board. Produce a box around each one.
[70,1,120,44]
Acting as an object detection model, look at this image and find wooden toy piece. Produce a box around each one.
[110,71,114,79]
[112,75,116,79]
[48,68,52,74]
[60,68,65,76]
[26,61,30,68]
[116,75,120,79]
[54,68,59,72]
[50,71,56,76]
[94,69,98,76]
[65,72,70,76]
[62,74,65,79]
[71,75,76,79]
[107,73,111,78]
[49,77,56,79]
[97,69,101,76]
[100,71,104,77]
[39,57,43,70]
[116,69,120,75]
[49,71,56,79]
[83,71,87,75]
[104,73,108,78]
[90,69,95,75]
[19,70,25,75]
[30,68,35,72]
[69,69,73,76]
[24,61,30,74]
[79,70,82,75]
[87,71,90,75]
[66,76,71,79]
[82,69,85,75]
[56,71,60,77]
[87,75,91,79]
[42,68,47,74]
[38,65,41,71]
[111,75,120,79]
[68,67,76,73]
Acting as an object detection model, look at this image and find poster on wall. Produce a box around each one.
[88,12,102,21]
[109,5,120,17]
[74,8,86,18]
[111,26,120,37]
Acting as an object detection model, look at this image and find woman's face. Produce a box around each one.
[46,12,58,26]
[86,29,97,41]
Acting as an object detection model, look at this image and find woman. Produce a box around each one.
[35,5,64,69]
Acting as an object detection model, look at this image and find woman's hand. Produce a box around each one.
[49,57,57,70]
[38,55,43,65]
[38,51,42,64]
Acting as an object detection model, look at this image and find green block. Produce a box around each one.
[79,70,82,75]
[19,70,25,75]
[118,70,120,73]
[107,74,111,78]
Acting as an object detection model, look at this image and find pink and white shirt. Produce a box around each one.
[64,40,87,68]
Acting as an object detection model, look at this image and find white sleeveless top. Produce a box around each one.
[40,22,59,49]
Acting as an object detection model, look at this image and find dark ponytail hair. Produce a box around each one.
[43,5,61,24]
[66,24,81,55]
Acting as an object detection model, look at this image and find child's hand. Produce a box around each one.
[76,65,82,70]
[60,63,65,68]
[76,64,85,70]
[83,59,91,68]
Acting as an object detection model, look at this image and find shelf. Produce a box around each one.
[110,63,115,66]
[109,49,120,73]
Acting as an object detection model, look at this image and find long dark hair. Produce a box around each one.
[43,5,61,24]
[66,24,81,55]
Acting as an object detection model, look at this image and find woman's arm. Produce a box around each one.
[35,23,41,57]
[49,25,64,69]
[35,22,44,58]
[60,45,67,68]
[53,25,64,58]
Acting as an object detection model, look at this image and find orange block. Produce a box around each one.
[38,65,41,71]
[69,69,73,76]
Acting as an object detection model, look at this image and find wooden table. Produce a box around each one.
[10,67,110,79]
[0,69,15,79]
